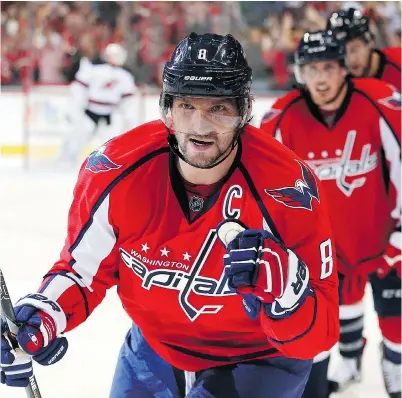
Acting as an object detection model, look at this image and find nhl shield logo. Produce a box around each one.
[189,196,204,212]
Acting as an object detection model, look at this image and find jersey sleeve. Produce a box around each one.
[259,101,282,139]
[377,88,402,263]
[74,58,92,87]
[259,90,300,142]
[70,59,93,111]
[36,158,122,333]
[120,70,136,99]
[118,71,137,130]
[259,162,339,359]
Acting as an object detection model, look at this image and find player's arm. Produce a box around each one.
[34,159,122,332]
[258,183,339,359]
[3,159,121,364]
[118,71,137,131]
[218,166,339,359]
[259,91,300,142]
[259,101,282,140]
[70,59,92,114]
[377,89,402,276]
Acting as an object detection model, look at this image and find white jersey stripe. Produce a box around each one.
[71,194,117,286]
[379,117,401,221]
[275,128,283,143]
[42,274,76,301]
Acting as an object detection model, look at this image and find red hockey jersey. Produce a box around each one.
[38,121,339,371]
[260,78,401,277]
[374,47,401,91]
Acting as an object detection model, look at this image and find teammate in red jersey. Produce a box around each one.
[260,30,401,398]
[0,33,339,398]
[327,7,401,91]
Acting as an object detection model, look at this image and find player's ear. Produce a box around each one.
[341,66,348,79]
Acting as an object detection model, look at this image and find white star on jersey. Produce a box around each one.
[141,243,150,253]
[183,252,191,261]
[160,247,170,257]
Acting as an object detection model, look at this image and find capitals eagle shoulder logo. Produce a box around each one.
[379,90,401,110]
[85,145,122,173]
[265,160,320,211]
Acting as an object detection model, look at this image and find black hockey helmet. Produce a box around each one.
[327,8,371,43]
[162,32,252,98]
[160,33,253,169]
[295,30,346,66]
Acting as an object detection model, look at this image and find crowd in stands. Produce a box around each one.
[1,1,401,90]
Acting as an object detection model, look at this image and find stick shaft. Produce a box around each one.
[0,269,43,398]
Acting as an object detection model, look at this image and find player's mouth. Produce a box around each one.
[350,65,361,74]
[189,138,215,149]
[316,85,329,93]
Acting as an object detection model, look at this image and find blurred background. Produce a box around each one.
[2,1,401,91]
[0,1,401,168]
[0,4,400,397]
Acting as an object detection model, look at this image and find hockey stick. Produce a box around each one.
[0,269,42,398]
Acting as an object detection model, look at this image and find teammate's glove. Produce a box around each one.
[217,220,313,320]
[377,237,401,278]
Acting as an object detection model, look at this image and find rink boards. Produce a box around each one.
[0,85,277,168]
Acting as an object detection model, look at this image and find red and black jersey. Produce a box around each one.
[374,47,401,91]
[260,78,401,277]
[37,120,339,371]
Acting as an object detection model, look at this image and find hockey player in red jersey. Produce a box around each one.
[260,30,401,398]
[0,33,339,398]
[327,8,401,91]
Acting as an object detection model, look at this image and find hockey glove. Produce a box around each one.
[1,292,68,387]
[1,320,33,387]
[14,293,68,363]
[217,220,313,320]
[377,236,401,278]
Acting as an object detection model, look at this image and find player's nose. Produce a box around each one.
[190,110,213,134]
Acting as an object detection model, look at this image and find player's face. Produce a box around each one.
[302,60,347,107]
[171,96,241,168]
[346,38,371,77]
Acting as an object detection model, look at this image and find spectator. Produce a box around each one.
[1,1,400,89]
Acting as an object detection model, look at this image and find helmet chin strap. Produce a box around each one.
[321,79,347,106]
[167,128,240,170]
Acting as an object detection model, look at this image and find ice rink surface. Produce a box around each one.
[0,170,389,398]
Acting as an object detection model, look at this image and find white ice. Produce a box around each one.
[0,170,388,398]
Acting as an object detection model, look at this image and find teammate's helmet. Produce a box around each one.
[295,30,346,66]
[327,8,371,43]
[104,43,127,66]
[294,30,346,84]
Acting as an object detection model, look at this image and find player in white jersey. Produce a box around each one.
[58,43,137,165]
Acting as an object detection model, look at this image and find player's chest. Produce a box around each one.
[284,110,382,196]
[111,172,266,322]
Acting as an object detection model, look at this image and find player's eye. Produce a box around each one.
[210,104,226,112]
[179,103,194,110]
[308,66,316,73]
